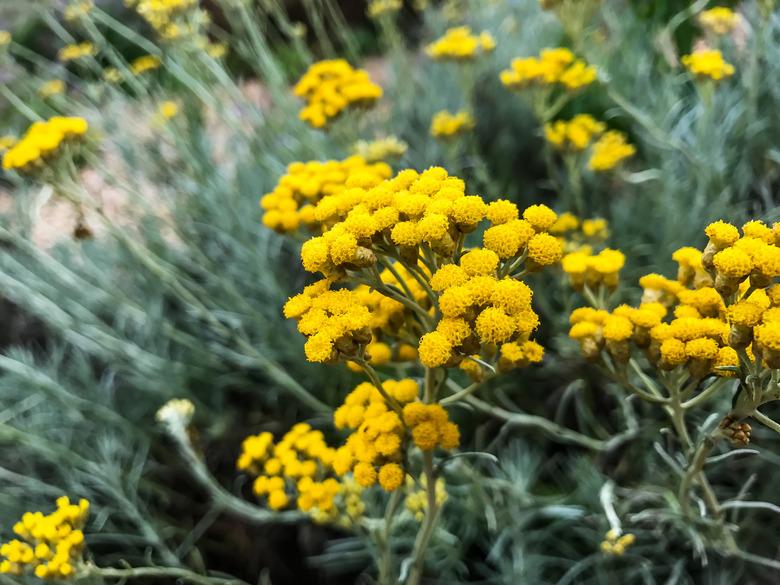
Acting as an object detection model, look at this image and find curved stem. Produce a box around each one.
[84,565,249,585]
[465,396,629,452]
[166,424,304,525]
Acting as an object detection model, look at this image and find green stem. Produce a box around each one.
[84,565,248,585]
[407,451,439,585]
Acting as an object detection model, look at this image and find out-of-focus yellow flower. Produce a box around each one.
[58,42,96,62]
[699,7,739,36]
[351,136,408,162]
[544,114,605,151]
[0,135,16,152]
[501,48,597,91]
[0,496,89,579]
[64,0,94,21]
[0,30,11,46]
[588,131,636,171]
[367,0,402,18]
[430,110,474,138]
[103,67,122,83]
[681,49,735,81]
[294,59,382,129]
[130,54,161,75]
[158,100,179,119]
[38,80,65,99]
[426,26,496,61]
[206,42,227,58]
[2,116,88,173]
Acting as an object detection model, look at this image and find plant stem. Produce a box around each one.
[407,451,439,585]
[84,565,249,585]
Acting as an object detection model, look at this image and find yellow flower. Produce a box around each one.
[64,0,94,21]
[367,0,402,18]
[426,26,496,61]
[682,49,735,81]
[158,100,179,119]
[351,136,408,163]
[544,114,605,151]
[130,54,162,75]
[588,131,636,171]
[0,30,11,46]
[430,110,474,138]
[2,116,88,173]
[0,497,89,579]
[378,463,404,491]
[294,59,382,128]
[58,41,96,62]
[527,233,563,266]
[501,48,596,92]
[699,7,739,36]
[418,331,453,367]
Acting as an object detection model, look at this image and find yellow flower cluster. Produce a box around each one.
[367,0,402,18]
[130,54,162,75]
[129,0,197,33]
[544,114,605,151]
[39,80,65,99]
[0,497,89,579]
[351,136,408,163]
[600,530,636,556]
[699,7,739,36]
[549,213,610,251]
[331,381,459,491]
[237,423,346,518]
[587,131,636,172]
[281,167,555,375]
[64,0,94,21]
[405,476,447,521]
[500,48,597,92]
[293,59,383,129]
[333,380,417,491]
[430,110,475,138]
[682,49,735,81]
[2,117,88,173]
[283,281,373,363]
[561,248,625,291]
[57,42,96,62]
[425,26,496,61]
[571,220,780,376]
[261,156,392,233]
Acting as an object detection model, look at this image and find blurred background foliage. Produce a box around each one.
[0,0,779,583]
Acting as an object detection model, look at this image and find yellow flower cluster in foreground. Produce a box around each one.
[425,26,496,61]
[332,381,459,490]
[0,497,89,579]
[699,6,739,36]
[570,220,780,378]
[500,48,597,92]
[294,59,383,128]
[682,49,735,81]
[280,166,558,377]
[261,156,392,233]
[430,110,475,138]
[2,117,88,173]
[57,42,96,62]
[545,114,605,151]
